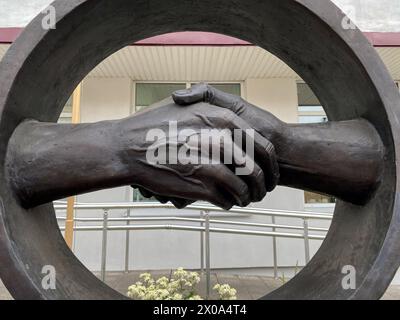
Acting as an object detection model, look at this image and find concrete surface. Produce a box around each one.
[1,271,399,300]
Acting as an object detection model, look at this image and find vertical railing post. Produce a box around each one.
[100,209,109,282]
[200,211,205,274]
[205,210,211,299]
[271,215,278,279]
[124,209,131,273]
[303,218,310,264]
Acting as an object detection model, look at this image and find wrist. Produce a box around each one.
[254,110,286,146]
[113,117,151,184]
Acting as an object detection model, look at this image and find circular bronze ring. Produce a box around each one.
[0,0,400,299]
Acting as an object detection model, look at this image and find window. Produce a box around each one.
[58,96,73,124]
[135,83,187,112]
[297,83,335,205]
[297,83,328,124]
[134,82,242,113]
[191,83,241,96]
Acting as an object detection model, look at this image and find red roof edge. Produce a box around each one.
[364,32,400,47]
[1,28,400,47]
[0,27,22,44]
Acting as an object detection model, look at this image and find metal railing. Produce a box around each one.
[54,201,333,298]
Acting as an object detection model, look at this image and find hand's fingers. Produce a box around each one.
[132,185,167,203]
[154,195,169,204]
[158,162,248,209]
[170,198,195,209]
[256,139,279,192]
[136,185,195,209]
[223,117,280,192]
[204,186,235,210]
[173,83,246,114]
[238,128,279,192]
[200,164,251,208]
[231,143,267,202]
[138,186,153,198]
[216,134,266,202]
[132,162,251,210]
[173,83,209,105]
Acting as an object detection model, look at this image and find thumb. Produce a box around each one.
[173,83,246,116]
[172,82,210,105]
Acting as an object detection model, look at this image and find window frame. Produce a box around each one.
[131,81,244,114]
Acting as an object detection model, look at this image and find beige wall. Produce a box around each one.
[245,78,299,123]
[81,77,132,122]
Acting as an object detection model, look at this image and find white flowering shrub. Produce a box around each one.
[213,284,237,300]
[127,268,237,300]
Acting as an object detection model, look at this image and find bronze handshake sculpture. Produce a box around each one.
[7,83,384,210]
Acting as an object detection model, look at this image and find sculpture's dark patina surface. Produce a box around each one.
[0,0,400,300]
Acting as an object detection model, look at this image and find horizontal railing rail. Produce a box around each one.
[59,224,326,240]
[54,201,333,220]
[56,216,329,232]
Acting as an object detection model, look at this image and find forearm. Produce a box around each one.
[175,84,385,204]
[6,119,143,207]
[273,119,384,204]
[232,101,385,204]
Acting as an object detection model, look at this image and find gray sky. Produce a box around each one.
[0,0,52,27]
[0,0,399,31]
[333,0,400,31]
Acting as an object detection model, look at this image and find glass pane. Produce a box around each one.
[58,96,73,124]
[298,115,328,124]
[191,83,241,96]
[297,83,321,106]
[211,84,241,96]
[136,83,186,107]
[133,189,155,202]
